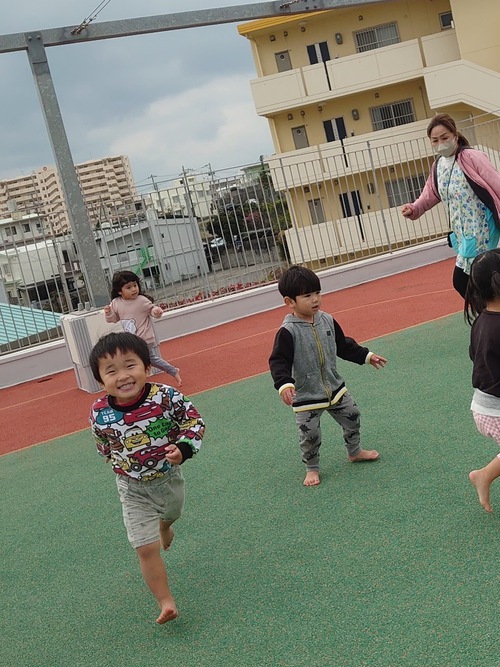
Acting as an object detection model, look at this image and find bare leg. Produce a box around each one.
[469,456,500,512]
[348,449,379,462]
[304,470,320,487]
[159,520,174,551]
[136,541,178,624]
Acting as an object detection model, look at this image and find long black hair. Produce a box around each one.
[465,249,500,324]
[110,270,154,303]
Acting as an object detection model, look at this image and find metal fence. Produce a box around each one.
[1,113,499,354]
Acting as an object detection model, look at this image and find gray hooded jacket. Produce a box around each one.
[269,310,370,412]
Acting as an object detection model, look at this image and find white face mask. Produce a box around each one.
[433,139,456,158]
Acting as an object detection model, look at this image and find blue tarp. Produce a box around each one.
[0,303,62,345]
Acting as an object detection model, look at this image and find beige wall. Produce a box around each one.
[245,0,451,78]
[451,0,500,71]
[273,79,431,154]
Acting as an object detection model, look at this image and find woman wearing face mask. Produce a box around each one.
[401,113,500,298]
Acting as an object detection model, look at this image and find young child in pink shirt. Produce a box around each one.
[104,270,181,386]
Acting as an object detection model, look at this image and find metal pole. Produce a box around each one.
[181,167,212,296]
[147,176,173,288]
[25,31,109,307]
[366,140,392,252]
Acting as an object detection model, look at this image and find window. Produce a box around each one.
[308,199,325,225]
[439,11,453,29]
[385,174,427,208]
[370,99,415,131]
[307,41,330,64]
[323,117,347,142]
[292,126,309,150]
[354,22,399,53]
[275,50,292,72]
[4,226,17,236]
[22,223,30,233]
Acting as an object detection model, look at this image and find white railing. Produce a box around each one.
[2,113,500,353]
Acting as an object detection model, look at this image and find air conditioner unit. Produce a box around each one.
[60,309,161,393]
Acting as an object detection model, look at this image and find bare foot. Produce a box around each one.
[304,470,320,486]
[159,522,174,551]
[156,598,178,624]
[348,449,379,462]
[469,470,492,512]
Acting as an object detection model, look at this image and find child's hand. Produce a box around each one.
[280,387,296,406]
[104,304,112,315]
[152,306,163,318]
[174,371,182,387]
[369,354,387,369]
[165,444,183,465]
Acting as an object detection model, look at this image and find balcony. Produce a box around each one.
[423,60,500,116]
[267,120,433,189]
[250,31,462,117]
[251,39,425,116]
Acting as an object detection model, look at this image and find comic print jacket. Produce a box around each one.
[90,382,205,481]
[269,311,370,412]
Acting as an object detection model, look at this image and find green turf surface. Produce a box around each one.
[2,313,498,667]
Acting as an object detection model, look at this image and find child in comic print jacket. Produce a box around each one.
[89,331,204,624]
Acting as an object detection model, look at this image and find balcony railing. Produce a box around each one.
[250,31,460,116]
[251,39,426,115]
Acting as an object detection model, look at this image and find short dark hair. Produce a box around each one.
[465,249,500,324]
[89,332,151,382]
[278,265,321,299]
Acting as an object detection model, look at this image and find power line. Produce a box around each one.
[71,0,113,35]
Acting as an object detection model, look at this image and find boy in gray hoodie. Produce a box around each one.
[269,265,387,486]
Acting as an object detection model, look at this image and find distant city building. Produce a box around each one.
[0,206,209,313]
[0,155,138,234]
[0,210,80,310]
[145,172,215,222]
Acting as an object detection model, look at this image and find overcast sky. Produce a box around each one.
[0,0,275,190]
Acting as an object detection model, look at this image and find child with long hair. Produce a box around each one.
[465,249,500,511]
[104,270,181,386]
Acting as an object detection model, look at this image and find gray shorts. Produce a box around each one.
[116,466,185,549]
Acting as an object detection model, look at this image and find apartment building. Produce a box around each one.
[0,210,80,310]
[145,173,215,222]
[238,0,500,265]
[0,155,138,235]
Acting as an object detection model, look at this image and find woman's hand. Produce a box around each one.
[401,203,414,218]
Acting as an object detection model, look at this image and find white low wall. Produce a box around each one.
[0,239,455,390]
